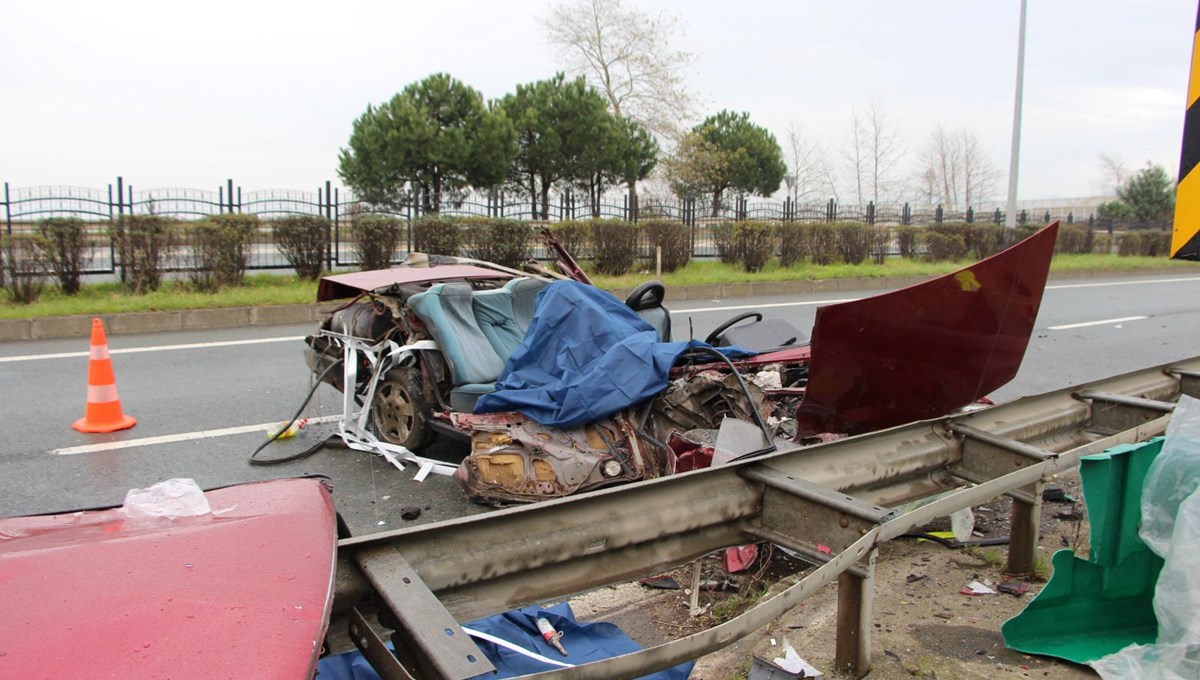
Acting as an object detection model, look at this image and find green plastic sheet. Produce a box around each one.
[1000,438,1165,664]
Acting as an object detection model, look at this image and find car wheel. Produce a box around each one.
[371,367,437,451]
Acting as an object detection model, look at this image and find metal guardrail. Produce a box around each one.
[331,357,1199,679]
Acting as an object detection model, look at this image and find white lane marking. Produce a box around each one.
[0,336,305,363]
[672,276,1200,314]
[675,298,857,314]
[50,414,342,455]
[1048,316,1148,331]
[1046,276,1200,290]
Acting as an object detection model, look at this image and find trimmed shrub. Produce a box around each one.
[712,221,738,263]
[1,234,51,304]
[867,224,891,264]
[1002,224,1039,249]
[37,217,92,294]
[114,215,176,293]
[188,214,258,291]
[591,219,639,275]
[963,224,1007,260]
[777,222,807,267]
[733,221,775,273]
[923,232,967,261]
[412,215,462,257]
[1117,231,1141,257]
[640,219,691,273]
[353,214,404,270]
[1056,224,1092,254]
[272,215,330,279]
[549,220,591,260]
[803,223,838,265]
[1140,230,1171,257]
[462,217,531,268]
[897,225,918,259]
[1093,234,1113,254]
[834,222,872,265]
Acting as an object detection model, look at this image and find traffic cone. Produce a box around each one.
[72,318,137,433]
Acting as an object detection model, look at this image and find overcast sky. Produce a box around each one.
[2,0,1193,205]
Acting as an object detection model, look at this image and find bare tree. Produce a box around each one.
[916,123,999,209]
[1094,153,1129,195]
[784,124,837,204]
[842,98,906,206]
[543,0,698,142]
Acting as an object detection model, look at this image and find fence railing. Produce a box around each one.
[2,178,1171,278]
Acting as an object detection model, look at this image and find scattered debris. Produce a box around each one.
[1041,487,1076,503]
[536,617,568,656]
[998,581,1030,596]
[399,506,421,520]
[639,575,681,590]
[960,580,998,596]
[906,573,927,583]
[750,641,823,679]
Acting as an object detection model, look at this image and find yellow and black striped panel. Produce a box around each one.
[1174,3,1200,260]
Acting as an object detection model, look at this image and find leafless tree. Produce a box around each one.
[916,123,999,208]
[784,124,838,204]
[543,0,698,142]
[1093,153,1129,196]
[842,98,906,206]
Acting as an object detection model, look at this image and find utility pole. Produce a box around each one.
[1005,0,1028,228]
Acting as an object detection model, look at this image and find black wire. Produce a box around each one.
[677,346,777,461]
[249,356,345,466]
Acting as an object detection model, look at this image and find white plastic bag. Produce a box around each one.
[1093,396,1200,679]
[121,478,212,519]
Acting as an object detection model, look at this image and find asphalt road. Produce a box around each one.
[2,272,1199,532]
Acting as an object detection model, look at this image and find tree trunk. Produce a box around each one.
[627,182,639,221]
[431,174,442,214]
[540,181,551,221]
[711,187,723,218]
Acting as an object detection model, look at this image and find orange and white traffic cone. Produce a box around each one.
[72,318,137,433]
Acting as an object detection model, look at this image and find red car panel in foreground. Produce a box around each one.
[0,478,337,680]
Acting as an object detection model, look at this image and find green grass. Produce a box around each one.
[0,274,317,320]
[0,253,1190,320]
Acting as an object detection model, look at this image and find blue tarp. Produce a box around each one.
[314,602,693,680]
[474,280,751,427]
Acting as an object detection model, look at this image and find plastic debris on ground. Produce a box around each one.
[960,580,998,596]
[749,641,823,679]
[315,601,692,680]
[1003,395,1200,670]
[1091,395,1200,680]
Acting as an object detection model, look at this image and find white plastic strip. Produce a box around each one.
[460,627,574,669]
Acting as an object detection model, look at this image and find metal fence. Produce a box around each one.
[1,177,1168,277]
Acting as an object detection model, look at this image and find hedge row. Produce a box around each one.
[0,215,1170,304]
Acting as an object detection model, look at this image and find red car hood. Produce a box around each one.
[795,222,1059,437]
[317,264,514,302]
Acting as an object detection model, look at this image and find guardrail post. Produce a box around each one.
[1008,480,1045,575]
[835,547,877,678]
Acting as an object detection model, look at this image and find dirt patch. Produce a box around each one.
[571,471,1097,679]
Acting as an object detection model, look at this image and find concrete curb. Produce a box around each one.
[0,267,1186,343]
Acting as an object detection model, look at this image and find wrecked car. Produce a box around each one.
[305,223,1058,504]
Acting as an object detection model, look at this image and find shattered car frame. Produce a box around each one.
[306,224,1059,504]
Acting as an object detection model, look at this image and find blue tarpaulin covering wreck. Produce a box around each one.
[474,280,750,427]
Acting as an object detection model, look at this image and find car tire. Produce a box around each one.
[371,367,437,451]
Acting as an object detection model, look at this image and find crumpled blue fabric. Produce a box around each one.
[313,602,692,680]
[473,280,753,427]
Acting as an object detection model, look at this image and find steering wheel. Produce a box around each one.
[704,312,763,345]
[625,280,665,311]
